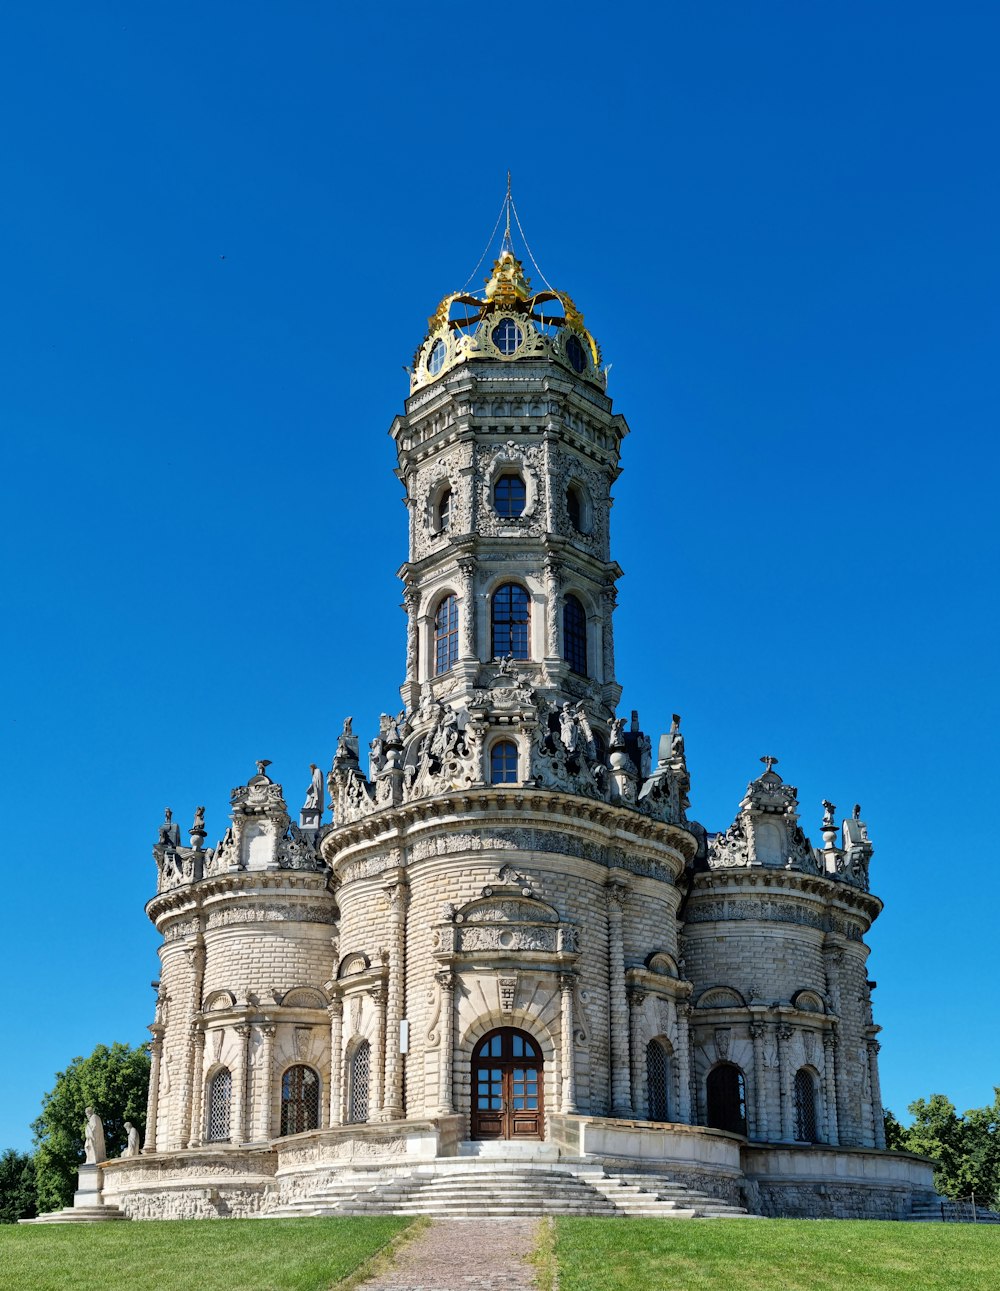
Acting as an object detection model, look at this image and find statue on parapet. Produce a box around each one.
[304,764,323,810]
[121,1122,141,1158]
[84,1107,106,1165]
[822,800,836,829]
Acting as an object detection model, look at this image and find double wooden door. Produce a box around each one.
[471,1027,544,1140]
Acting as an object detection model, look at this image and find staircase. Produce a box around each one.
[908,1196,1000,1224]
[266,1164,750,1220]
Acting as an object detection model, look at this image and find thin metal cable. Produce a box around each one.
[459,195,508,294]
[510,196,555,294]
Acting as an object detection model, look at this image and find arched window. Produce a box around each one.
[566,485,582,530]
[437,487,452,532]
[646,1040,670,1122]
[434,594,459,675]
[280,1065,320,1136]
[207,1068,231,1143]
[706,1063,747,1135]
[492,584,530,659]
[349,1041,371,1124]
[563,595,587,676]
[794,1068,820,1143]
[494,473,526,518]
[491,740,518,785]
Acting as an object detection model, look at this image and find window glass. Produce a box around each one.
[208,1069,231,1142]
[349,1044,370,1124]
[491,740,518,784]
[492,319,523,355]
[492,584,530,659]
[437,487,451,532]
[434,594,459,675]
[494,473,527,518]
[646,1040,670,1121]
[563,595,587,676]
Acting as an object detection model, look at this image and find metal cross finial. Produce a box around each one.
[760,755,779,772]
[502,170,513,253]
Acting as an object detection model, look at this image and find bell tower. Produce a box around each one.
[392,231,627,747]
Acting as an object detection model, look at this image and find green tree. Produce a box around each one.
[0,1149,38,1223]
[887,1089,1000,1208]
[31,1042,150,1214]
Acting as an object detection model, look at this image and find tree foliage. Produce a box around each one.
[31,1042,150,1214]
[0,1149,38,1223]
[886,1088,1000,1207]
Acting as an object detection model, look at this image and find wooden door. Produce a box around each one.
[471,1028,544,1140]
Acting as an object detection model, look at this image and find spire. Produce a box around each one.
[500,170,514,257]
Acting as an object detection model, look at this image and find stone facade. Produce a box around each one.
[107,239,934,1220]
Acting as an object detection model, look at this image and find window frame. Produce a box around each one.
[434,592,459,675]
[491,583,531,660]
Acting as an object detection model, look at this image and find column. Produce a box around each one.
[675,1002,693,1125]
[606,881,632,1117]
[143,1031,163,1153]
[188,1028,207,1146]
[543,563,561,659]
[457,559,476,659]
[628,990,646,1118]
[404,589,419,680]
[382,880,409,1120]
[867,1040,886,1149]
[370,985,387,1119]
[601,587,617,682]
[559,972,577,1114]
[749,1022,769,1140]
[777,1024,795,1140]
[822,1031,840,1145]
[328,999,344,1127]
[436,970,456,1115]
[258,1026,276,1140]
[233,1024,251,1144]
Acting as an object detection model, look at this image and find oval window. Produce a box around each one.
[492,319,523,356]
[566,333,587,373]
[428,338,447,375]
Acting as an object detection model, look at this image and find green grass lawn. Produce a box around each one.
[552,1218,1000,1291]
[0,1217,412,1291]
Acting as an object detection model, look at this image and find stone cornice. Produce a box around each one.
[688,866,882,924]
[146,869,333,927]
[322,787,697,874]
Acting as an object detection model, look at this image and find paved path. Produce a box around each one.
[356,1217,540,1291]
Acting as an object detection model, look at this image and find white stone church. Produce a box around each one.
[102,225,935,1220]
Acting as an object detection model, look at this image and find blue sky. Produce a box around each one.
[1,2,998,1152]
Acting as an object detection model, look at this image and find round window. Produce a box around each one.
[428,338,447,376]
[566,333,587,373]
[492,319,524,356]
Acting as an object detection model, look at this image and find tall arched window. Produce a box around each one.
[563,595,587,675]
[706,1063,747,1135]
[492,584,530,659]
[207,1068,232,1143]
[491,740,518,784]
[794,1068,820,1143]
[646,1040,670,1122]
[436,487,452,532]
[566,484,582,531]
[434,594,459,675]
[349,1041,371,1124]
[494,473,526,518]
[280,1065,320,1136]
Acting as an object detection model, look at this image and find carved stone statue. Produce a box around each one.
[853,803,862,820]
[609,716,626,748]
[822,799,836,829]
[193,806,205,831]
[304,764,322,810]
[255,759,272,778]
[121,1121,141,1158]
[84,1107,106,1164]
[559,702,580,754]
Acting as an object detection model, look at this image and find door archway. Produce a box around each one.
[471,1027,544,1140]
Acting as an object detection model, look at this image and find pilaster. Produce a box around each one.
[606,879,632,1117]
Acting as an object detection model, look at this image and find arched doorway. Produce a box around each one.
[706,1062,747,1135]
[472,1027,544,1140]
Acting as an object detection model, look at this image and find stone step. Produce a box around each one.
[21,1205,128,1224]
